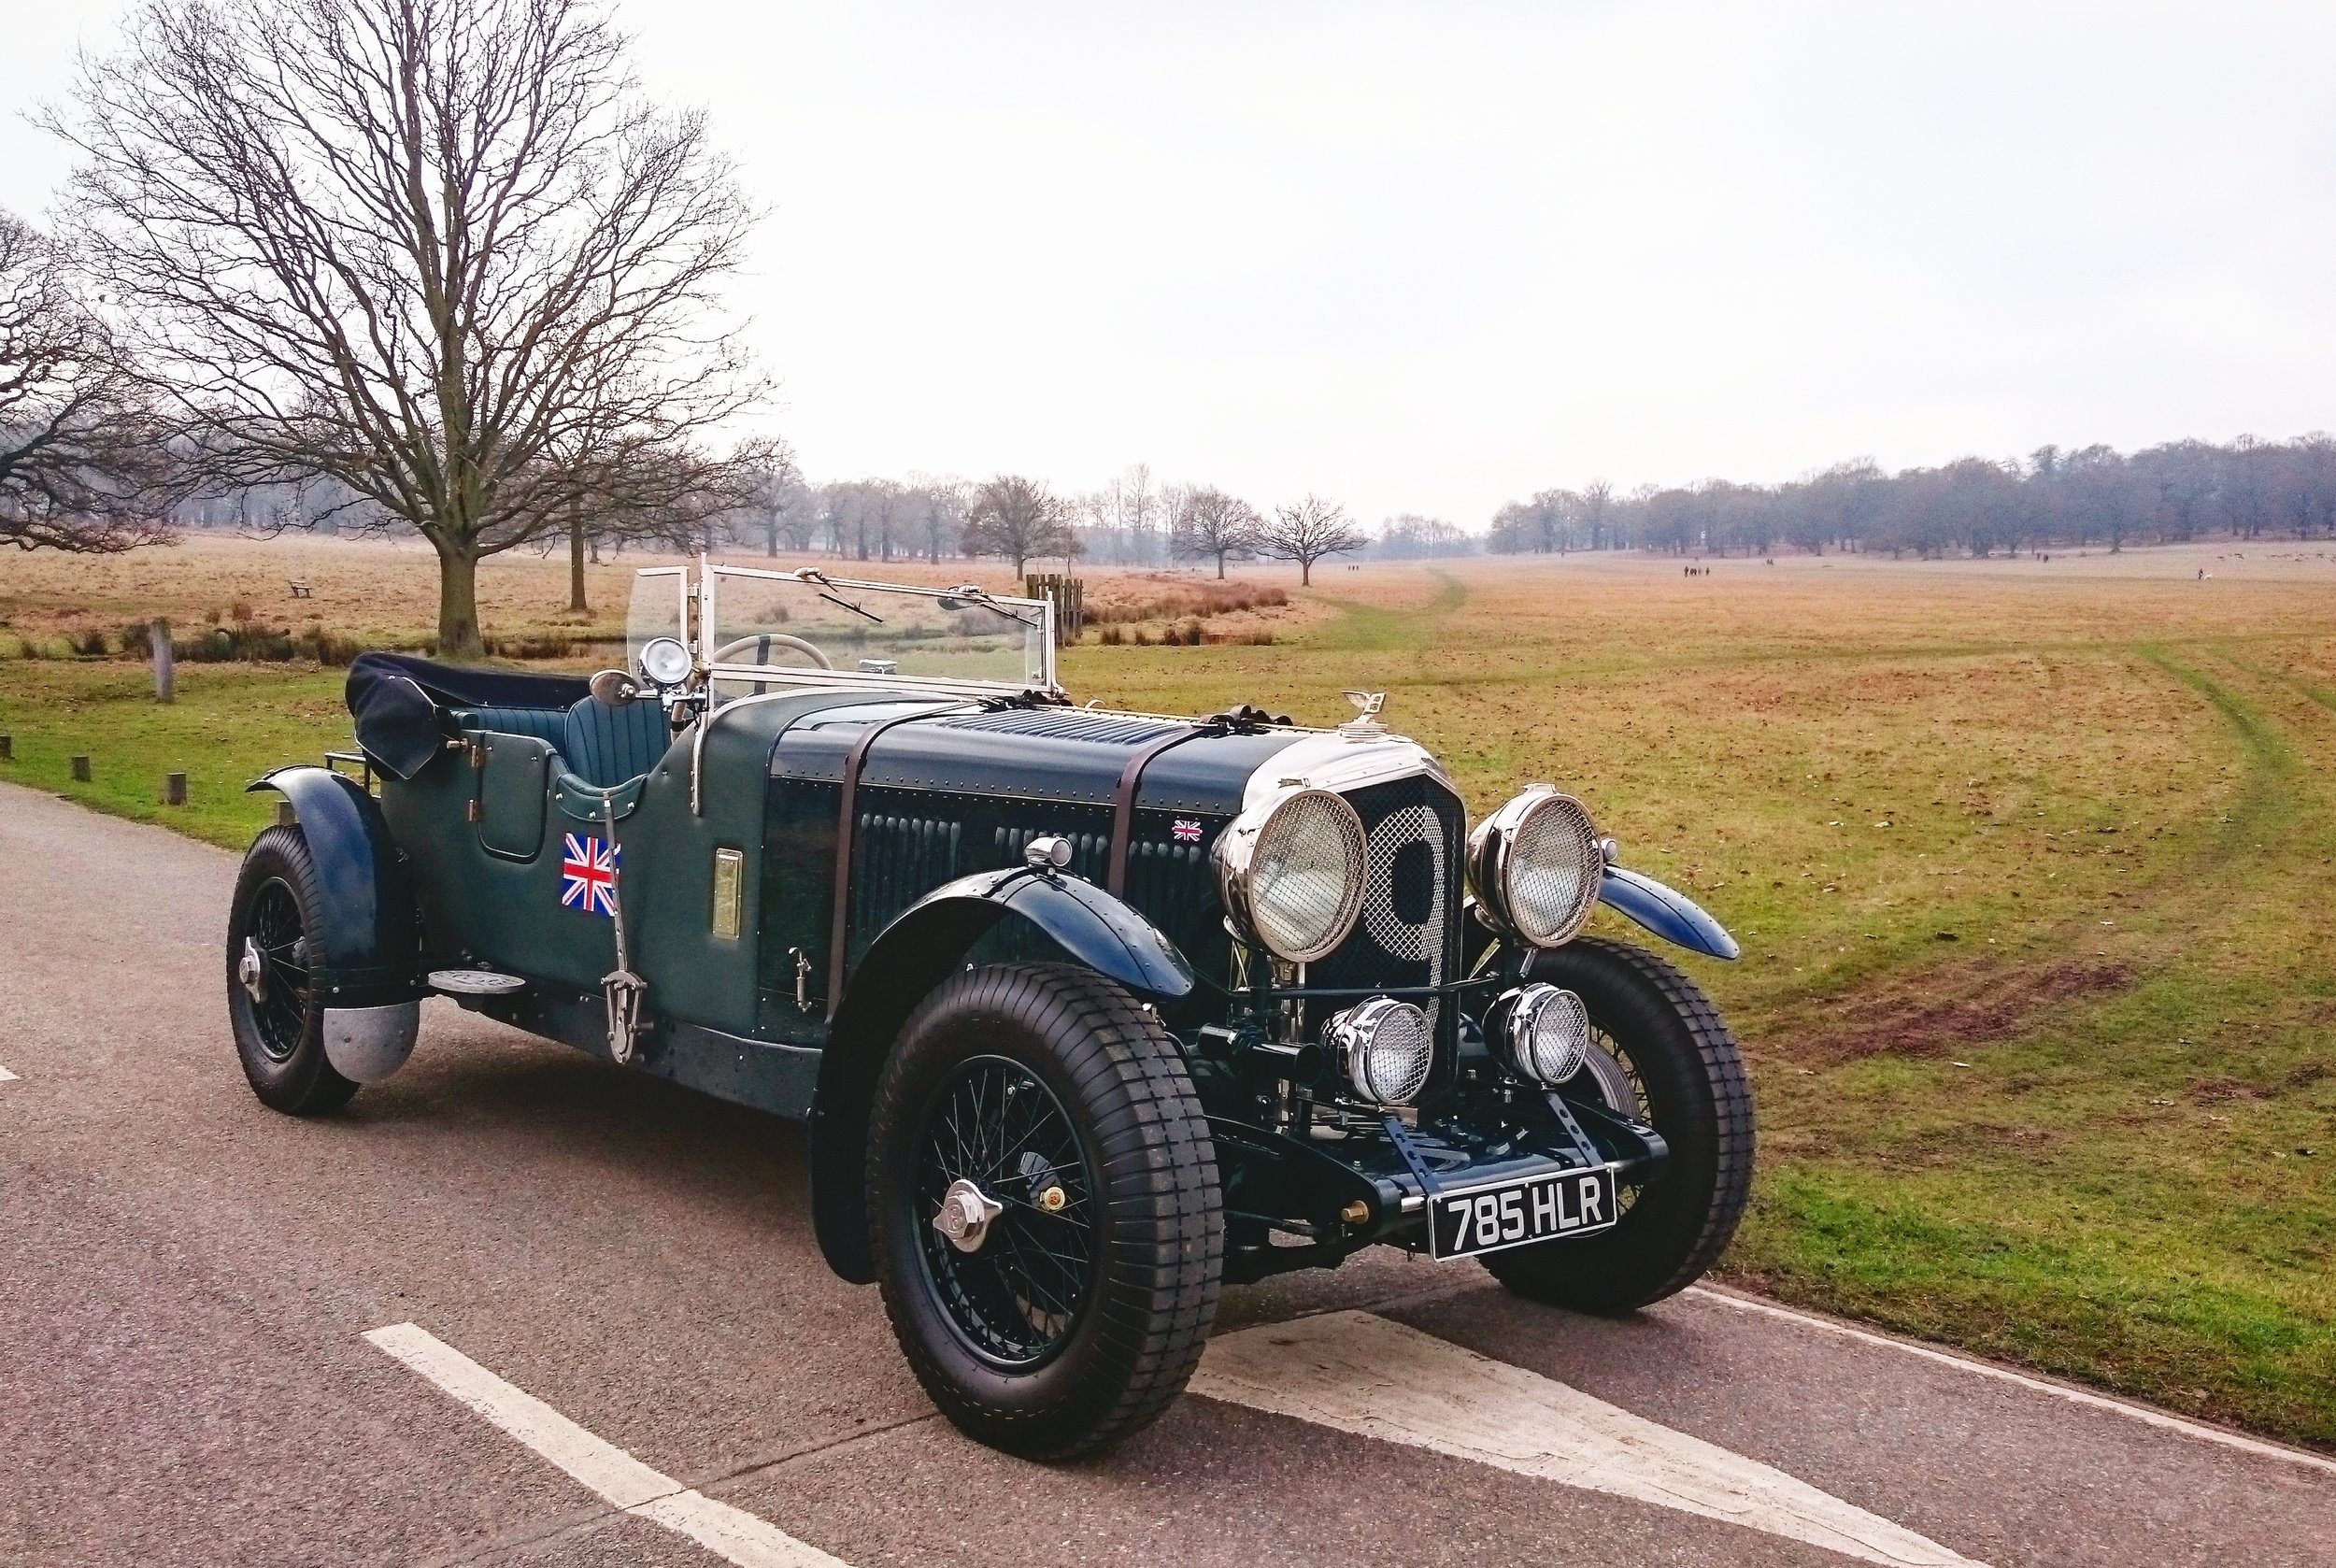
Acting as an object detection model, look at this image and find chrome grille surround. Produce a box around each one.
[1248,733,1466,1063]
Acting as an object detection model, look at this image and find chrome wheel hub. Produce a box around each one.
[932,1176,1004,1254]
[237,936,266,1004]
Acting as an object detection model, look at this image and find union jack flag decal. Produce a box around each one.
[1173,818,1204,843]
[560,833,620,918]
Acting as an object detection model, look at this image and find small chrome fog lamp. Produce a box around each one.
[1324,995,1435,1106]
[1487,983,1591,1085]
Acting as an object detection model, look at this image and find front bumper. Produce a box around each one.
[1210,1090,1668,1283]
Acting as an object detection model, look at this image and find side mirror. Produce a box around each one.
[588,668,641,706]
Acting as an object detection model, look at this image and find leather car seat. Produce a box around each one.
[561,695,672,789]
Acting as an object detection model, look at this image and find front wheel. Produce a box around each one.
[868,963,1223,1459]
[1481,934,1754,1314]
[225,825,359,1116]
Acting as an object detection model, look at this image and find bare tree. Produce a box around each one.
[1259,493,1364,585]
[1579,478,1615,550]
[961,474,1072,576]
[906,476,967,563]
[749,441,804,558]
[50,0,768,657]
[1169,485,1261,578]
[1119,463,1160,563]
[0,211,178,552]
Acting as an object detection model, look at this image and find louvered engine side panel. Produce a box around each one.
[844,788,1116,962]
[1119,825,1232,982]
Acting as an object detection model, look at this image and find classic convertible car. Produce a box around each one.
[225,562,1752,1457]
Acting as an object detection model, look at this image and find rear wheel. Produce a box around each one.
[225,826,359,1116]
[868,963,1222,1458]
[1481,935,1753,1313]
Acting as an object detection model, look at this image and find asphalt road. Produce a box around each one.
[3,779,2331,1568]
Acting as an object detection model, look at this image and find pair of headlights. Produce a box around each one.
[1215,782,1605,966]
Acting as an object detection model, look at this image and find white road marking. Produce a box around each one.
[1686,1286,2336,1480]
[1192,1310,1985,1568]
[365,1323,849,1568]
[0,1065,18,1081]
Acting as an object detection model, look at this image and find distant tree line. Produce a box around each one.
[1488,436,2336,558]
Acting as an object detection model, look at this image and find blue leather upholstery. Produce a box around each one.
[561,696,672,789]
[449,706,567,746]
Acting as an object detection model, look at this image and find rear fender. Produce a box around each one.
[807,867,1196,1282]
[1596,865,1740,961]
[247,766,425,1007]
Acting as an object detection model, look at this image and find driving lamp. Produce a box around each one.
[638,635,694,688]
[1466,786,1603,948]
[1215,786,1367,963]
[1488,982,1591,1085]
[1325,995,1436,1106]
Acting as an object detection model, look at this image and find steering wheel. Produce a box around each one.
[709,633,833,672]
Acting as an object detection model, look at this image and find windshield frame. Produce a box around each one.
[694,562,1061,700]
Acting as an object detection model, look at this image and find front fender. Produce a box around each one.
[807,868,1196,1283]
[1597,865,1740,961]
[247,766,424,1005]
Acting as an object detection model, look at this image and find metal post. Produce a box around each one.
[164,772,188,806]
[151,618,175,703]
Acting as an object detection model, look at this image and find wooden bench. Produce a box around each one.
[288,579,314,599]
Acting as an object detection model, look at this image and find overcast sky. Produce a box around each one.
[6,1,2332,524]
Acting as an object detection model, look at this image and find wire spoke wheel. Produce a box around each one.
[915,1055,1098,1367]
[225,823,360,1117]
[245,877,312,1062]
[1486,935,1755,1315]
[1575,1019,1653,1216]
[870,963,1222,1458]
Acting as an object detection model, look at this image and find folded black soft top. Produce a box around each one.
[346,652,591,780]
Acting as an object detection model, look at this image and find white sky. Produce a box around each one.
[6,1,2332,524]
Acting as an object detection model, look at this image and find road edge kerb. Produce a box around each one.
[1685,1284,2336,1478]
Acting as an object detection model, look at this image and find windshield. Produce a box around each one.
[702,565,1054,702]
[625,567,691,676]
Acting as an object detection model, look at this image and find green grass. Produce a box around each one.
[6,557,2336,1448]
[0,662,350,849]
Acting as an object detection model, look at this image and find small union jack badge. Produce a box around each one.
[560,833,620,917]
[1172,819,1204,843]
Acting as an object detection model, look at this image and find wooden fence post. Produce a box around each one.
[0,735,11,762]
[151,618,175,704]
[71,755,92,782]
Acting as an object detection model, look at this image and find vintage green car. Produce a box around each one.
[225,562,1753,1457]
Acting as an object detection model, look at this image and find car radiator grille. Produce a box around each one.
[1306,775,1467,1037]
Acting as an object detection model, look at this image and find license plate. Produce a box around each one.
[1430,1167,1619,1260]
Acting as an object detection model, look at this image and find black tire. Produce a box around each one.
[868,963,1222,1459]
[225,825,359,1116]
[1481,934,1753,1314]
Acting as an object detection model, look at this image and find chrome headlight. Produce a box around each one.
[638,634,694,687]
[1466,786,1602,948]
[1488,983,1591,1085]
[1215,786,1367,963]
[1325,996,1435,1105]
